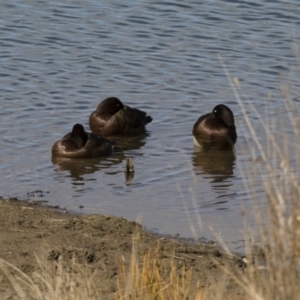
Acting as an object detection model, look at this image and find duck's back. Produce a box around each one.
[83,133,114,157]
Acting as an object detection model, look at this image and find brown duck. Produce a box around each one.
[193,104,237,150]
[89,97,152,136]
[52,124,114,158]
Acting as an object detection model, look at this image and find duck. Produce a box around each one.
[89,97,152,136]
[192,104,237,150]
[52,123,114,158]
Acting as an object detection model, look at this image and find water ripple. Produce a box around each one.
[0,0,299,248]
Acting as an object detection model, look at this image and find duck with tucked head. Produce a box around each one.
[192,104,237,150]
[52,124,114,158]
[89,97,152,136]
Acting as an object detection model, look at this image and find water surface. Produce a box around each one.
[1,0,300,251]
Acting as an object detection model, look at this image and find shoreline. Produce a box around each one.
[0,197,248,298]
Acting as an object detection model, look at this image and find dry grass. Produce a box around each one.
[116,238,204,300]
[221,58,300,300]
[0,255,102,300]
[243,105,300,300]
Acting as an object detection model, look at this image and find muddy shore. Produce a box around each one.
[0,197,250,299]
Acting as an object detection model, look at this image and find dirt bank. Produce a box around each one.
[0,197,249,299]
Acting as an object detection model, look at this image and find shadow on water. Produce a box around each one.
[192,147,236,183]
[51,152,126,184]
[191,147,237,210]
[113,133,150,152]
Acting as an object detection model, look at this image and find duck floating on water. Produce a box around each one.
[89,97,152,136]
[52,123,114,158]
[193,104,237,150]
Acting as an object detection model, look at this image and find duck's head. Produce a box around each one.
[212,104,235,128]
[96,97,124,116]
[71,124,88,148]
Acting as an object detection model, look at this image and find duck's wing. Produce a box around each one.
[119,105,152,127]
[83,133,114,157]
[192,113,211,137]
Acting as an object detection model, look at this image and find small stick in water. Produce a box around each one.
[125,158,134,173]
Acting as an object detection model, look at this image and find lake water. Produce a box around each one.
[1,0,300,252]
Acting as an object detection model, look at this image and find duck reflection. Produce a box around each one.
[113,133,149,152]
[192,147,236,183]
[52,152,126,184]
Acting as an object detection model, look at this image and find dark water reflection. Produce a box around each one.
[52,152,126,184]
[113,133,150,152]
[192,147,236,184]
[190,147,237,211]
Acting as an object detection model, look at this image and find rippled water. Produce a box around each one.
[1,0,300,251]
